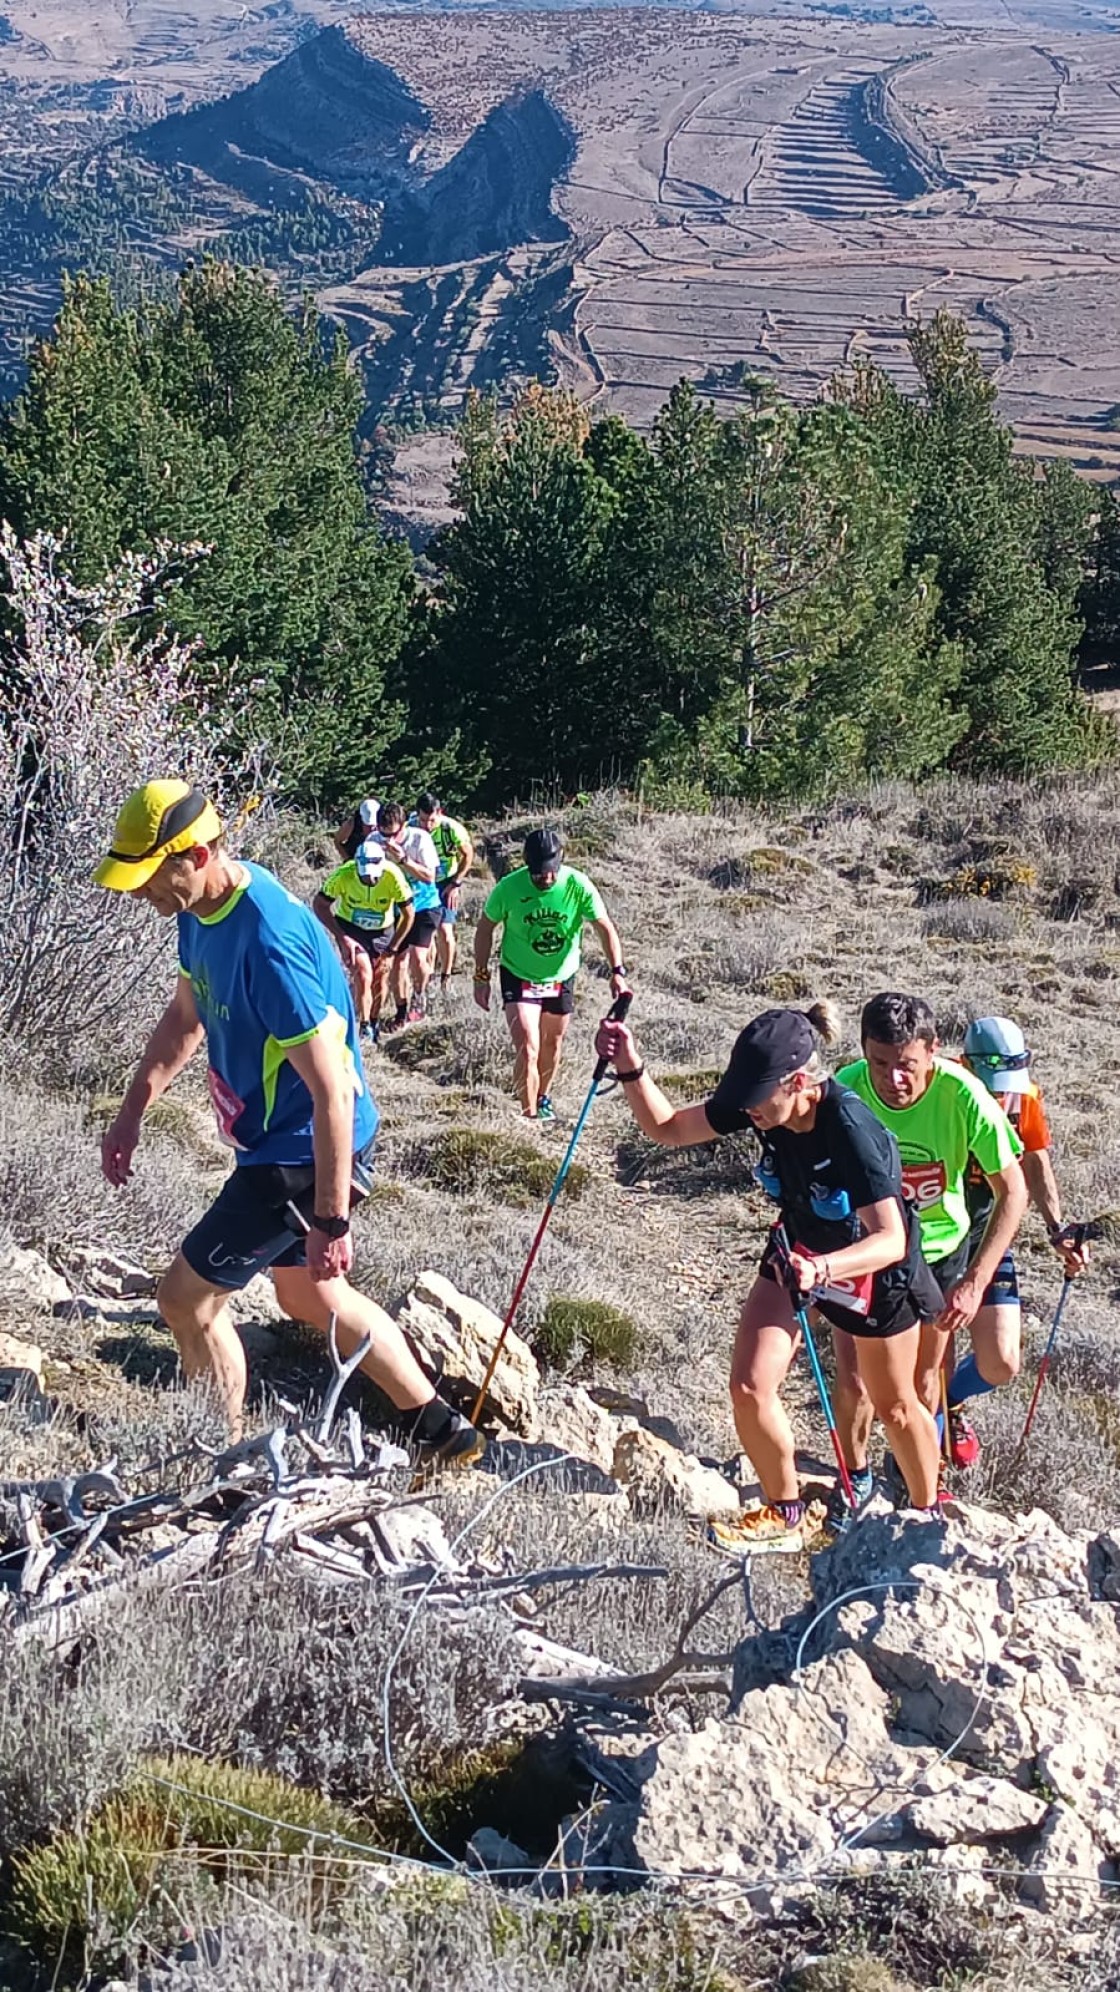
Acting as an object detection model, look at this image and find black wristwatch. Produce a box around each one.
[611,962,627,976]
[311,1213,350,1239]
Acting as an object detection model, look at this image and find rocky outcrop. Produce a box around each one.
[582,1498,1120,1915]
[381,91,572,265]
[133,26,430,204]
[397,1269,541,1438]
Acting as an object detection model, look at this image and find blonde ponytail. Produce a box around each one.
[805,999,842,1048]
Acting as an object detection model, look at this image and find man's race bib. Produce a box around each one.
[524,981,561,1001]
[349,907,387,930]
[901,1160,948,1211]
[208,1068,248,1149]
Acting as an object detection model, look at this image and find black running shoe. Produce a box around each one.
[413,1408,487,1469]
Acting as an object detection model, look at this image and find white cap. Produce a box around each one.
[357,797,380,829]
[963,1016,1032,1095]
[355,837,386,885]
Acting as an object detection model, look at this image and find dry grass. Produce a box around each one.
[4,775,1120,1985]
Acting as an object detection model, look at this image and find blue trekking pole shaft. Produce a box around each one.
[470,990,632,1425]
[772,1223,857,1510]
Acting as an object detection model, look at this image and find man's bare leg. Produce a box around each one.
[916,1316,952,1417]
[538,1011,570,1101]
[350,951,373,1026]
[507,1003,542,1116]
[157,1253,250,1439]
[271,1267,436,1410]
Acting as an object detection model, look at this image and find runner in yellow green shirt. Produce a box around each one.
[473,826,628,1121]
[412,792,474,990]
[313,842,413,1044]
[834,991,1027,1476]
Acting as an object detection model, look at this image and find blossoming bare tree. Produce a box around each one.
[0,526,266,1066]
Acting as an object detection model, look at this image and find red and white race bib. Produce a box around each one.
[901,1161,948,1211]
[793,1239,874,1316]
[208,1068,248,1149]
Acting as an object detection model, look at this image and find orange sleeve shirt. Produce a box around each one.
[1016,1085,1051,1153]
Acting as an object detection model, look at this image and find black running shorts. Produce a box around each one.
[180,1139,375,1291]
[759,1238,944,1341]
[499,968,576,1016]
[408,909,441,948]
[336,916,395,962]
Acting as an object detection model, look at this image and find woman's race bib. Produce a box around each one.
[793,1239,874,1316]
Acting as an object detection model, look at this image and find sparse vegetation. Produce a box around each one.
[535,1295,639,1370]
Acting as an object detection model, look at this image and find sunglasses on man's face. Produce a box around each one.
[972,1049,1031,1071]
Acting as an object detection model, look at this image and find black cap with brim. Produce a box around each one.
[524,827,564,872]
[720,1009,818,1111]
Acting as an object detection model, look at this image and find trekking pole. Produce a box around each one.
[470,990,633,1429]
[1017,1223,1088,1452]
[939,1365,952,1465]
[770,1223,857,1512]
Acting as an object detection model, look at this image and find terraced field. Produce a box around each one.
[4,5,1120,481]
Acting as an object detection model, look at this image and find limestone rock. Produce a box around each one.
[538,1382,619,1475]
[1022,1804,1117,1913]
[0,1244,71,1311]
[397,1270,540,1438]
[611,1650,922,1882]
[611,1425,738,1519]
[0,1331,44,1386]
[902,1776,1047,1846]
[59,1246,155,1299]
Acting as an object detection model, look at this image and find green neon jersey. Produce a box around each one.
[484,864,606,983]
[834,1056,1022,1262]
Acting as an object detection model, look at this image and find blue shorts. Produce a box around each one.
[181,1139,375,1290]
[933,1235,1019,1312]
[438,882,460,925]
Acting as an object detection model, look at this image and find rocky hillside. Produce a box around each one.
[382,91,573,265]
[132,26,431,205]
[3,776,1120,1985]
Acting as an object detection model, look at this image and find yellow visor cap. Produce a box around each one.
[95,780,223,891]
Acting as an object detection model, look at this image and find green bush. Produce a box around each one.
[5,1752,377,1964]
[536,1297,638,1371]
[417,1130,588,1206]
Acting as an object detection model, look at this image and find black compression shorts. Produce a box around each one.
[336,916,395,961]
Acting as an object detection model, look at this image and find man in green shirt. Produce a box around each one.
[834,990,1027,1474]
[472,826,627,1121]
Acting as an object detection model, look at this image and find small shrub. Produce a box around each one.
[766,969,813,1002]
[5,1755,375,1963]
[535,1296,639,1371]
[658,1067,724,1101]
[920,899,1016,944]
[919,856,1036,903]
[708,847,811,890]
[412,1130,588,1206]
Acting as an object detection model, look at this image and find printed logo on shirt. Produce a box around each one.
[189,968,230,1022]
[901,1160,948,1210]
[208,1068,248,1148]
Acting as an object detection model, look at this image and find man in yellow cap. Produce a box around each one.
[96,780,484,1462]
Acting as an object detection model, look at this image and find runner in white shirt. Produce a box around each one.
[376,801,440,1030]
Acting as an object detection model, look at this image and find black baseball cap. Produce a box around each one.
[724,1009,817,1110]
[524,826,564,873]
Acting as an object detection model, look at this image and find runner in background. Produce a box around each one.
[313,839,414,1044]
[594,1002,942,1550]
[334,796,380,862]
[473,826,627,1122]
[376,803,440,1031]
[948,1014,1089,1461]
[835,992,1028,1475]
[412,793,474,990]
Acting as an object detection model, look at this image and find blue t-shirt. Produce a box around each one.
[178,863,378,1167]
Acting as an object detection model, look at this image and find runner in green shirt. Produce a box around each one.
[472,826,628,1121]
[835,991,1027,1474]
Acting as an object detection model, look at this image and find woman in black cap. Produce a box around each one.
[595,1002,942,1551]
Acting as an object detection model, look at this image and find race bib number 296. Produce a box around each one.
[901,1160,948,1210]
